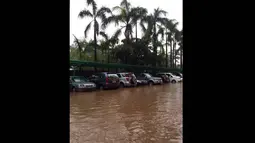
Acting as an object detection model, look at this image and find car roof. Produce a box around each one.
[117,72,134,74]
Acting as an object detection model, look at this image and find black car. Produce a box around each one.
[136,73,163,86]
[88,72,120,90]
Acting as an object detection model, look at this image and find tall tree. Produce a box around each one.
[102,0,146,44]
[165,19,179,67]
[130,7,148,43]
[99,30,121,63]
[78,0,112,63]
[73,35,82,60]
[145,8,168,66]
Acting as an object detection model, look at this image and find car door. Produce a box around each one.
[140,73,147,80]
[89,74,100,85]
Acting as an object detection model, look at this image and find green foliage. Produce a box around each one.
[72,0,183,69]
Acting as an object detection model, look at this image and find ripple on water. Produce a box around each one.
[70,83,182,143]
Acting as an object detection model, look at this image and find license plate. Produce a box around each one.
[112,81,116,83]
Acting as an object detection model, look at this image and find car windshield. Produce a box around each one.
[72,77,88,82]
[123,73,134,77]
[144,73,152,78]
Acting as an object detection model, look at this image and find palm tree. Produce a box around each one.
[142,8,168,66]
[162,19,176,68]
[73,34,83,60]
[173,29,181,68]
[165,19,179,67]
[99,30,121,63]
[130,6,148,43]
[102,0,146,44]
[78,0,112,63]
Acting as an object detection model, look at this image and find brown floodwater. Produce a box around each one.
[70,83,182,143]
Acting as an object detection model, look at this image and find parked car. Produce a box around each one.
[116,72,137,88]
[165,73,182,83]
[172,72,183,79]
[155,73,171,83]
[70,76,96,92]
[88,72,120,90]
[136,73,163,86]
[136,79,148,86]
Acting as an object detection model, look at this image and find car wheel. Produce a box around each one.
[149,81,153,86]
[172,80,176,83]
[119,83,124,88]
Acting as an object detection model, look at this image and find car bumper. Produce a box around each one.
[74,87,96,92]
[104,83,120,89]
[137,81,148,85]
[153,80,163,84]
[123,82,137,87]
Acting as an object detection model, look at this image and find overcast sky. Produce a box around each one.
[70,0,182,45]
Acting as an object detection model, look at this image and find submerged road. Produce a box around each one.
[70,83,182,143]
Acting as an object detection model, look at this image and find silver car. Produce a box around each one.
[116,72,137,87]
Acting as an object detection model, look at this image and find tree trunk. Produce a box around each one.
[173,41,175,68]
[108,48,110,71]
[180,48,183,69]
[153,23,157,66]
[165,29,168,68]
[170,40,172,68]
[135,22,138,43]
[94,20,97,72]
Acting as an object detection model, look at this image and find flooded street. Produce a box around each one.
[70,83,182,143]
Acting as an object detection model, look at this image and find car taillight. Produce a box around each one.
[106,77,109,83]
[126,77,129,81]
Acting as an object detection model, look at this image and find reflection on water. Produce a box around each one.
[70,83,182,143]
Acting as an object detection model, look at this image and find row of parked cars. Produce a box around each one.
[70,72,182,92]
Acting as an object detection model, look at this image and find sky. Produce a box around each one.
[70,0,182,45]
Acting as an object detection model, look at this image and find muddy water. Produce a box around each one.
[70,83,182,143]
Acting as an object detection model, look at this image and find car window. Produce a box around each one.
[122,73,133,77]
[72,77,88,82]
[117,74,121,78]
[107,74,118,78]
[98,74,105,79]
[144,73,152,78]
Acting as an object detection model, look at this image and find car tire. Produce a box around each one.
[148,81,153,86]
[172,80,176,83]
[119,82,124,88]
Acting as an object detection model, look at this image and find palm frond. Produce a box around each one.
[157,27,164,39]
[112,6,123,12]
[84,21,93,38]
[120,0,131,11]
[97,6,112,17]
[157,17,168,25]
[101,15,118,29]
[140,23,146,34]
[86,0,97,15]
[158,9,167,16]
[78,9,93,18]
[112,28,123,39]
[99,31,109,40]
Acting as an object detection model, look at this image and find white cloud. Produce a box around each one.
[70,0,182,45]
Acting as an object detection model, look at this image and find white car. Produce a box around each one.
[166,73,182,83]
